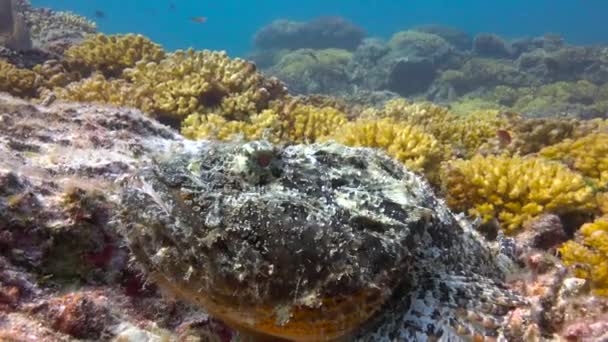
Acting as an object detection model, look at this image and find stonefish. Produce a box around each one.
[119,139,525,342]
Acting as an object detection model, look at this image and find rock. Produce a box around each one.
[473,33,513,59]
[518,214,568,251]
[253,16,366,51]
[0,0,32,51]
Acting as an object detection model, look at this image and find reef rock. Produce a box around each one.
[253,16,366,51]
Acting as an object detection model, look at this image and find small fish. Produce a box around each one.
[169,2,176,10]
[94,10,105,19]
[191,16,207,24]
[304,51,319,62]
[496,129,512,146]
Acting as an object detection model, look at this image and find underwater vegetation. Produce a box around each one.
[3,2,608,340]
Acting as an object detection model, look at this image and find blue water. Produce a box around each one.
[33,0,608,57]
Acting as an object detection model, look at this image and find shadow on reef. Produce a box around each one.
[249,18,608,120]
[2,3,608,341]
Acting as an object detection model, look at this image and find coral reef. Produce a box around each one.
[253,16,366,51]
[441,155,596,234]
[251,20,608,119]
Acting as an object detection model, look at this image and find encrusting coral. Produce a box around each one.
[441,155,596,234]
[560,216,608,296]
[64,33,166,77]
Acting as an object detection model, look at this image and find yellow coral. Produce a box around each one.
[0,59,39,97]
[181,103,347,145]
[123,48,286,120]
[540,133,608,188]
[441,155,595,234]
[54,73,155,112]
[325,118,446,179]
[560,216,608,296]
[364,98,506,157]
[181,110,283,143]
[65,33,166,76]
[281,104,348,143]
[32,59,81,89]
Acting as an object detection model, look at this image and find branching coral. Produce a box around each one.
[364,98,506,157]
[32,59,81,89]
[441,155,595,234]
[54,73,154,112]
[539,133,608,188]
[181,110,283,143]
[181,103,347,144]
[325,118,446,179]
[280,104,348,143]
[122,48,287,120]
[560,216,608,296]
[65,33,166,77]
[0,59,39,97]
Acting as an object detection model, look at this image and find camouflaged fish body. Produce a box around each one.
[119,140,525,341]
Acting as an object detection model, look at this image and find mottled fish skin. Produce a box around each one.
[119,140,526,341]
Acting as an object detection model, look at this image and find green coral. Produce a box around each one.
[441,155,596,234]
[560,216,608,296]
